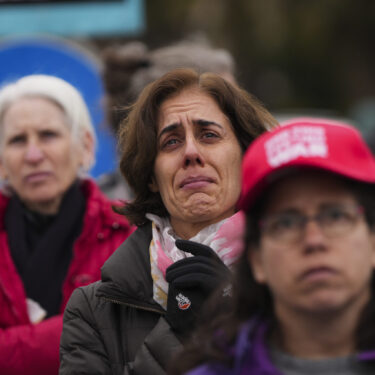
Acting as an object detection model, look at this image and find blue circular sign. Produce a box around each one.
[0,36,117,178]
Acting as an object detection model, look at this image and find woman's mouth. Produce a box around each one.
[179,176,215,190]
[300,266,338,282]
[25,172,51,183]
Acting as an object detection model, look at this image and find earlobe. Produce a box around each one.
[0,159,7,181]
[370,232,375,267]
[81,131,95,170]
[248,247,267,284]
[149,176,159,193]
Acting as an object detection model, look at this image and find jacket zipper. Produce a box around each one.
[101,296,165,315]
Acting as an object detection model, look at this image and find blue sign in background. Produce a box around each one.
[0,0,144,36]
[0,36,117,178]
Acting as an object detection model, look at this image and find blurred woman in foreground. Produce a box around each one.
[59,68,277,375]
[172,118,375,375]
[0,75,132,375]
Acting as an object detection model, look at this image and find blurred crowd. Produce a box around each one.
[0,34,375,375]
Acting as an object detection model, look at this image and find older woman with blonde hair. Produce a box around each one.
[0,74,132,375]
[60,68,277,375]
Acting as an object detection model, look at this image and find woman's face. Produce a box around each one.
[150,87,242,239]
[249,172,375,318]
[0,96,88,214]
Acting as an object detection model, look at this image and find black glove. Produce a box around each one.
[165,239,230,336]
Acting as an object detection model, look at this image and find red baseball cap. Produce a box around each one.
[238,117,375,212]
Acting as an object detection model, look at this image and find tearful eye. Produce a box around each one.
[161,137,180,150]
[201,131,220,142]
[166,138,178,145]
[203,132,217,138]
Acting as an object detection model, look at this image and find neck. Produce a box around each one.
[171,210,237,239]
[171,220,212,239]
[25,198,62,215]
[22,180,79,215]
[272,293,370,358]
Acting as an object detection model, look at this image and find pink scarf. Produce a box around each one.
[147,211,245,309]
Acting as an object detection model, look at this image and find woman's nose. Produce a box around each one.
[183,137,205,167]
[302,220,327,253]
[25,143,44,163]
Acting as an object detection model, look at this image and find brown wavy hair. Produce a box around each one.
[116,68,277,225]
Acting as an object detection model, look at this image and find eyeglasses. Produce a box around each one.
[259,204,364,244]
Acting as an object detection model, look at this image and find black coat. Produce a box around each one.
[59,223,182,375]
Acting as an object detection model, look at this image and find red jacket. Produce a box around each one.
[0,179,133,375]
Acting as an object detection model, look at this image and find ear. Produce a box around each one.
[247,246,267,284]
[0,158,8,181]
[80,131,95,170]
[370,231,375,268]
[148,176,159,193]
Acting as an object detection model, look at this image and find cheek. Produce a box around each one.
[262,253,283,282]
[53,147,81,182]
[1,155,21,180]
[60,142,80,164]
[154,155,177,189]
[226,145,242,171]
[258,241,294,287]
[227,154,242,179]
[151,163,175,208]
[230,167,242,197]
[344,233,375,277]
[221,148,242,194]
[154,166,170,194]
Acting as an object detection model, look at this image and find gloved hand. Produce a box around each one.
[165,239,230,336]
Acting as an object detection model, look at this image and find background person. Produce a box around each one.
[0,75,133,375]
[98,39,237,200]
[171,118,375,375]
[59,68,277,375]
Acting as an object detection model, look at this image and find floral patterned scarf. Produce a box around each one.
[147,211,245,310]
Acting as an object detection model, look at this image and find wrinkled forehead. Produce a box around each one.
[157,87,225,129]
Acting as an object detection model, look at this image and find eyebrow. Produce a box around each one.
[158,119,223,141]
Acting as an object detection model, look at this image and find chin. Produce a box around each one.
[28,190,57,202]
[300,294,351,315]
[189,206,228,223]
[188,197,234,218]
[306,302,343,314]
[183,198,214,215]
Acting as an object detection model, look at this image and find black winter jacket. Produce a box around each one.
[59,224,182,375]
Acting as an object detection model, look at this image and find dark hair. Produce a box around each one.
[116,68,277,226]
[168,175,375,375]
